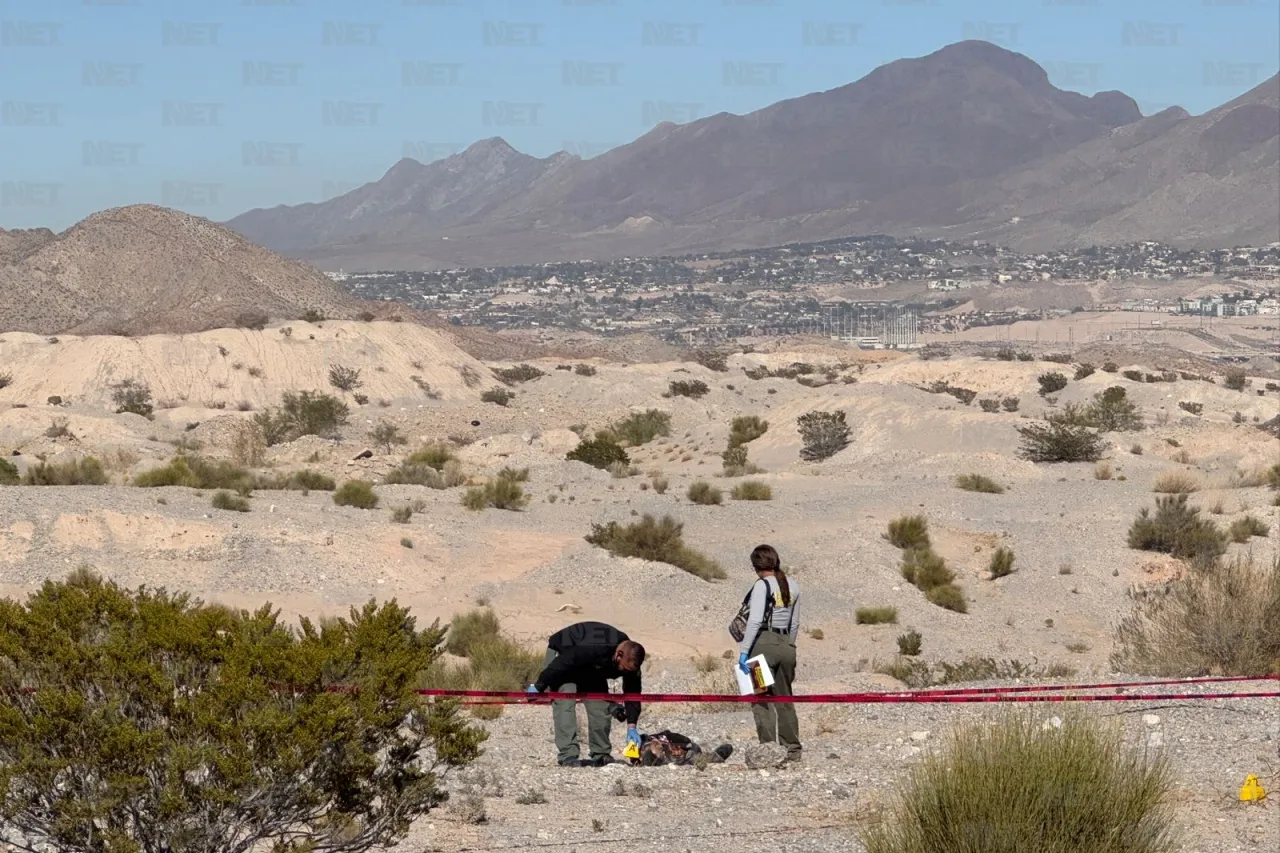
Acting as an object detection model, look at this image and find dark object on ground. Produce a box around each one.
[471,420,481,426]
[353,449,373,460]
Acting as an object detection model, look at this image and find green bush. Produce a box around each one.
[1111,555,1280,677]
[1178,401,1203,416]
[333,479,379,509]
[0,569,485,850]
[995,348,1016,361]
[1123,369,1144,382]
[608,409,671,446]
[900,548,954,590]
[897,630,923,656]
[327,364,363,392]
[885,515,930,550]
[729,415,769,447]
[979,399,1001,413]
[446,608,503,658]
[1037,372,1068,396]
[391,505,414,524]
[0,458,18,485]
[22,457,108,486]
[134,456,253,493]
[493,364,545,385]
[574,363,597,376]
[730,480,772,501]
[797,409,851,462]
[1127,494,1226,567]
[384,459,466,489]
[462,476,528,512]
[1074,363,1096,380]
[110,378,154,419]
[211,490,250,512]
[1102,361,1119,373]
[692,349,729,372]
[861,710,1176,853]
[1223,370,1248,392]
[686,481,723,506]
[954,473,1005,494]
[1001,397,1020,412]
[407,444,456,471]
[1089,386,1143,432]
[1016,420,1105,463]
[566,433,630,470]
[585,515,725,580]
[1228,515,1268,543]
[926,583,968,613]
[255,469,336,492]
[856,606,898,625]
[665,379,709,399]
[989,547,1016,579]
[254,391,349,445]
[480,388,514,406]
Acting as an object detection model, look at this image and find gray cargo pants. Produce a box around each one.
[542,648,613,764]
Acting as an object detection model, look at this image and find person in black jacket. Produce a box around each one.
[526,621,645,767]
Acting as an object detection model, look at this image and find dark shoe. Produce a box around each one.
[558,757,588,768]
[587,755,617,767]
[784,752,803,765]
[713,744,734,762]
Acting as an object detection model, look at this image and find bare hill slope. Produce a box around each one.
[0,205,360,335]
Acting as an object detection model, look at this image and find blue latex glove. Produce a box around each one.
[625,727,641,750]
[738,653,750,675]
[525,684,539,694]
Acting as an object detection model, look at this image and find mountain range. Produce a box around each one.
[226,41,1279,272]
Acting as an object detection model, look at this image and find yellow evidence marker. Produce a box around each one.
[1239,774,1267,803]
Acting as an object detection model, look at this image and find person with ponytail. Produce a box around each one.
[734,544,801,762]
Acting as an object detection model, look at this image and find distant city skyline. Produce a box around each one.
[2,0,1277,230]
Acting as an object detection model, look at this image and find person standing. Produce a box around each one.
[526,621,645,767]
[735,544,801,762]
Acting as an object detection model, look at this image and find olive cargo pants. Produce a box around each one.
[542,649,613,764]
[750,630,801,758]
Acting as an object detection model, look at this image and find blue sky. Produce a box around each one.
[2,0,1277,230]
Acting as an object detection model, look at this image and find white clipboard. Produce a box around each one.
[733,655,775,696]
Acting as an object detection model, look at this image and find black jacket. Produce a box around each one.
[535,621,641,724]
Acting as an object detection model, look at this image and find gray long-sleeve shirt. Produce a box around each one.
[738,575,800,656]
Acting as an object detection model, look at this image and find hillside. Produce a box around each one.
[0,205,361,335]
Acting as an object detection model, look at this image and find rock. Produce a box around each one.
[1142,714,1161,727]
[744,743,788,770]
[909,731,930,742]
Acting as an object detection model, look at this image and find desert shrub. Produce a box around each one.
[0,569,484,850]
[978,399,1001,413]
[211,490,250,512]
[954,473,1004,494]
[254,391,349,446]
[1111,555,1280,677]
[609,409,671,446]
[665,379,709,399]
[425,616,543,721]
[797,409,851,462]
[493,364,545,385]
[1178,401,1203,416]
[989,547,1016,579]
[255,470,336,492]
[480,388,514,406]
[573,363,597,376]
[995,348,1016,361]
[1228,515,1268,543]
[687,481,723,506]
[0,459,18,485]
[885,515,930,551]
[567,433,630,470]
[22,457,108,486]
[301,308,325,323]
[1001,396,1020,412]
[650,473,669,494]
[1101,361,1119,373]
[110,378,154,419]
[1122,369,1144,382]
[333,479,379,509]
[900,548,954,590]
[462,475,528,512]
[925,582,967,613]
[730,480,772,501]
[922,381,976,405]
[44,417,71,439]
[1016,420,1104,463]
[1073,363,1096,380]
[1015,351,1033,362]
[1223,370,1247,392]
[1095,461,1113,480]
[585,514,725,580]
[876,657,1076,689]
[383,460,462,489]
[1042,353,1071,364]
[1127,494,1226,567]
[407,444,456,471]
[856,606,898,625]
[134,456,254,493]
[390,505,414,524]
[327,364,363,392]
[1037,372,1068,396]
[692,349,729,372]
[897,630,923,656]
[445,608,503,658]
[497,466,529,483]
[1088,386,1143,432]
[729,415,769,446]
[235,309,268,330]
[1151,471,1199,494]
[370,421,408,454]
[917,343,949,361]
[860,709,1176,853]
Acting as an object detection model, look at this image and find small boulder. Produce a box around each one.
[743,743,788,770]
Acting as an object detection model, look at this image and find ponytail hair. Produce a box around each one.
[750,544,792,606]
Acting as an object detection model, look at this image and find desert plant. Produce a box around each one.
[229,421,267,467]
[1001,396,1020,412]
[327,364,363,392]
[254,391,349,446]
[885,515,930,551]
[1127,494,1226,567]
[900,548,954,590]
[480,388,514,406]
[665,379,709,399]
[493,364,545,385]
[978,399,1001,413]
[1228,515,1268,543]
[1122,369,1144,382]
[995,348,1016,361]
[566,433,630,470]
[497,466,529,483]
[1087,386,1143,432]
[211,490,251,512]
[730,480,772,501]
[925,583,968,614]
[254,470,336,492]
[860,709,1176,853]
[445,608,503,658]
[1094,461,1113,480]
[1016,420,1104,463]
[1015,352,1033,362]
[1223,369,1248,392]
[1111,555,1280,677]
[370,420,408,454]
[692,349,729,372]
[110,378,154,419]
[301,308,325,323]
[2,570,487,847]
[235,309,269,329]
[1178,401,1203,416]
[797,409,851,462]
[333,479,379,509]
[989,547,1016,579]
[584,514,725,580]
[954,473,1004,494]
[573,363,597,376]
[1100,361,1118,373]
[897,629,923,656]
[650,473,669,494]
[0,458,18,485]
[686,481,723,506]
[608,409,671,446]
[391,505,415,524]
[462,476,528,512]
[729,415,769,447]
[1037,372,1068,396]
[856,606,898,625]
[44,417,71,439]
[22,457,108,486]
[1073,363,1096,380]
[1151,471,1199,494]
[134,456,254,493]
